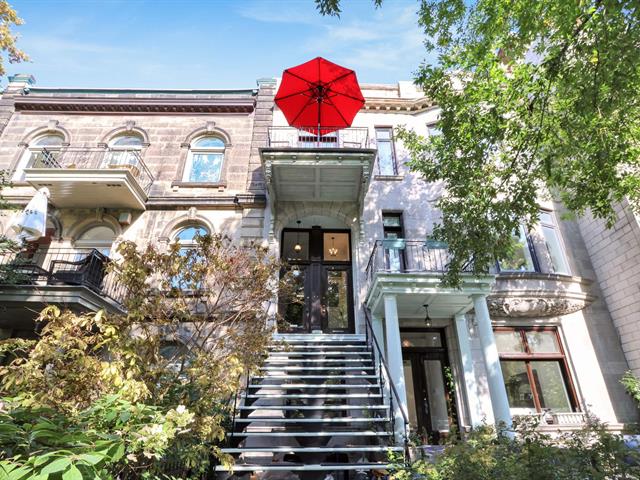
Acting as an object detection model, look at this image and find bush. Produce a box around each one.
[389,416,640,480]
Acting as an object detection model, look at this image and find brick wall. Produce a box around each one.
[578,200,640,375]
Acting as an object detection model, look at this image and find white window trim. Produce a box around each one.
[182,138,225,183]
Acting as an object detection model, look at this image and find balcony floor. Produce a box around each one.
[24,167,148,209]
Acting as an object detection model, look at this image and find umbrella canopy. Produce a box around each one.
[11,187,50,242]
[275,57,365,136]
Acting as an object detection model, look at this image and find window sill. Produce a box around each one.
[171,181,227,188]
[374,175,404,181]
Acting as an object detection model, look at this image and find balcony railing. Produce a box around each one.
[267,126,370,149]
[27,148,154,193]
[0,247,125,306]
[365,239,473,288]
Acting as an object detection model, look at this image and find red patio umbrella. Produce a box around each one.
[274,57,365,138]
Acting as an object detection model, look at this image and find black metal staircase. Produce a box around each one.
[217,330,406,478]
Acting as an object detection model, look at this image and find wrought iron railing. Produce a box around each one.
[0,247,126,305]
[25,148,154,193]
[267,126,370,149]
[363,304,410,462]
[365,239,474,288]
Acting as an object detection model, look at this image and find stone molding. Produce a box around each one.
[487,272,596,318]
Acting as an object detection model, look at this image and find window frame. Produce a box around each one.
[538,209,571,275]
[495,326,580,413]
[496,224,540,273]
[12,133,65,181]
[374,126,398,176]
[180,136,226,185]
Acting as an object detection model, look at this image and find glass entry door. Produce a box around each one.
[280,227,353,333]
[401,329,457,444]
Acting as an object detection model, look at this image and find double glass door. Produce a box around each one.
[402,329,457,444]
[281,227,353,333]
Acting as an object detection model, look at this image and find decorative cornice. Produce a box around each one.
[13,96,256,114]
[145,194,266,209]
[487,295,594,318]
[363,97,435,113]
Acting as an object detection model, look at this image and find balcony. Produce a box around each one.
[260,126,375,206]
[365,239,494,319]
[23,148,154,210]
[0,247,125,327]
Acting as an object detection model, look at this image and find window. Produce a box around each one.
[183,136,225,183]
[496,327,577,415]
[75,225,116,257]
[13,133,65,181]
[375,127,397,175]
[172,225,209,289]
[175,225,209,253]
[382,213,404,271]
[497,225,537,272]
[104,133,143,171]
[539,211,570,275]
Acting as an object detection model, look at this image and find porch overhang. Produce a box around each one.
[365,272,496,319]
[0,284,125,328]
[24,168,148,210]
[260,147,376,209]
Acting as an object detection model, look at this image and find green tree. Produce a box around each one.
[318,0,640,285]
[0,1,28,77]
[0,234,284,478]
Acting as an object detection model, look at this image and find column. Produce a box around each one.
[383,294,409,443]
[371,313,386,357]
[472,294,512,433]
[454,313,483,428]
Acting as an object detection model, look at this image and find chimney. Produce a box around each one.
[6,73,35,94]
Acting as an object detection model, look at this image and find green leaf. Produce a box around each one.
[76,454,104,466]
[107,442,125,462]
[40,458,71,475]
[61,465,82,480]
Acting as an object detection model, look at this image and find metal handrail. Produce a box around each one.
[27,147,155,193]
[267,126,370,149]
[362,304,410,461]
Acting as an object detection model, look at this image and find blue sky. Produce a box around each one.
[8,0,432,90]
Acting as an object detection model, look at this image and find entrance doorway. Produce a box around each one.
[401,328,457,444]
[280,226,354,333]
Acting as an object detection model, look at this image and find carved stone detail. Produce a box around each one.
[487,295,591,318]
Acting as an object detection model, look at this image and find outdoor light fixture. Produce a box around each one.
[423,304,432,327]
[329,236,338,257]
[293,220,303,252]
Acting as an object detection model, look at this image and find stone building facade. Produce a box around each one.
[0,73,637,472]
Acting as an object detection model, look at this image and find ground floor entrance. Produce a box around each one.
[401,328,457,444]
[279,226,354,333]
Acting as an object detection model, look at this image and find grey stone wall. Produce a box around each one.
[578,201,640,376]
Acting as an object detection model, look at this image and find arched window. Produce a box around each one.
[104,133,144,171]
[76,225,116,257]
[13,133,65,181]
[182,136,225,183]
[171,224,209,290]
[174,225,209,253]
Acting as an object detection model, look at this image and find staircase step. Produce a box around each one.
[249,384,380,389]
[274,334,366,341]
[261,366,375,371]
[228,430,391,437]
[265,359,374,364]
[222,446,401,454]
[213,462,392,472]
[272,346,370,352]
[246,393,382,399]
[253,374,379,379]
[269,351,372,356]
[235,417,390,423]
[239,405,388,411]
